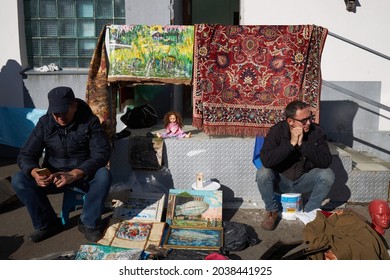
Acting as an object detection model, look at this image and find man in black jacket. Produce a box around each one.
[12,86,112,242]
[256,100,335,231]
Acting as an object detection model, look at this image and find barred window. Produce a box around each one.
[24,0,125,69]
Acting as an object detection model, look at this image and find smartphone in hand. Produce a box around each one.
[36,168,51,176]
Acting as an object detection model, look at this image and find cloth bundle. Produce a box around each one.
[303,210,390,260]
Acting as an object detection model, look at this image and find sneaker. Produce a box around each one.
[261,211,278,231]
[77,219,104,242]
[28,218,63,243]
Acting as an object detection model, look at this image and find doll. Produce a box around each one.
[368,199,390,235]
[157,111,191,139]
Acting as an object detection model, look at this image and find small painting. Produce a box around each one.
[166,189,223,228]
[75,244,142,260]
[112,192,165,222]
[98,220,165,250]
[164,227,223,250]
[116,221,152,241]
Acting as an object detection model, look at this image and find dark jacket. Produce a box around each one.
[17,99,111,179]
[260,121,332,181]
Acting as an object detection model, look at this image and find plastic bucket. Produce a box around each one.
[281,193,302,220]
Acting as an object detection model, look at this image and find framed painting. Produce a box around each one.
[106,25,194,85]
[98,220,165,250]
[112,192,165,222]
[75,244,142,260]
[166,189,223,228]
[163,227,223,250]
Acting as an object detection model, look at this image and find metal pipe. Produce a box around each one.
[328,31,390,61]
[322,80,390,113]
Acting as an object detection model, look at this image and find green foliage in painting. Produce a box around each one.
[107,25,194,79]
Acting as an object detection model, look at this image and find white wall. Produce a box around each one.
[241,0,390,131]
[0,0,23,67]
[0,0,25,107]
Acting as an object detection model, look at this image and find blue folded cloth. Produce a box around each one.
[252,136,264,169]
[0,106,45,147]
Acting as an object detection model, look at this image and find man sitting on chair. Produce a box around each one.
[256,100,335,231]
[12,86,112,243]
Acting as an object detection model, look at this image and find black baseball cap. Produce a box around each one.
[47,86,75,113]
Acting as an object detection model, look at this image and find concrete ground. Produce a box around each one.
[1,155,389,260]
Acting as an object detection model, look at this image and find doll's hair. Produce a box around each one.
[163,111,184,128]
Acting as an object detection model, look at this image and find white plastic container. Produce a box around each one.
[281,193,302,220]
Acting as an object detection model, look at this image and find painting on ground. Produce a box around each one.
[165,189,223,228]
[164,227,223,250]
[75,244,142,260]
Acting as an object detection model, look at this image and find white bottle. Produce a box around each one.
[195,172,204,189]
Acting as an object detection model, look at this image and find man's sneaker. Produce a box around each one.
[28,218,64,243]
[77,219,104,242]
[261,211,278,231]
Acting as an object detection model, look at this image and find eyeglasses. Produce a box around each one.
[291,114,314,125]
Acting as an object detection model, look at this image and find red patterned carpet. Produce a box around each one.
[192,24,328,137]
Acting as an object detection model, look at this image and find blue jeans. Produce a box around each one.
[256,166,335,212]
[12,167,112,230]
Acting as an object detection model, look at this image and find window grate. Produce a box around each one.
[25,0,125,69]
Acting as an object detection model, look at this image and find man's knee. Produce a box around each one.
[318,168,335,185]
[256,166,273,181]
[256,167,277,193]
[11,171,28,191]
[315,168,335,196]
[92,167,112,189]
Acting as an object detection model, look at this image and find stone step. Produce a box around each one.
[328,142,353,173]
[329,142,390,202]
[110,137,390,209]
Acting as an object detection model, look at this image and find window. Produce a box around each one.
[24,0,125,69]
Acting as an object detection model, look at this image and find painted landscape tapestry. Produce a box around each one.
[106,25,194,85]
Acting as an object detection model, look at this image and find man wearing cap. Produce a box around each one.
[12,86,112,243]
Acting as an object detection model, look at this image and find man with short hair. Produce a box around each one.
[256,100,335,231]
[12,86,112,242]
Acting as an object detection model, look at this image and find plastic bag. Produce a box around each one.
[120,104,158,129]
[222,221,261,252]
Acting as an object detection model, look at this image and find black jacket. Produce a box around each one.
[17,99,111,179]
[259,121,332,181]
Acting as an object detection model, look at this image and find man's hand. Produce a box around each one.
[290,126,303,146]
[52,169,85,188]
[32,168,52,187]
